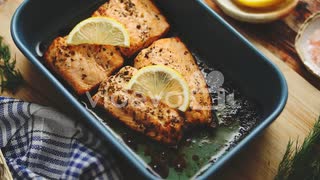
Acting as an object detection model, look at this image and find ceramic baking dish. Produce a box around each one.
[11,0,288,179]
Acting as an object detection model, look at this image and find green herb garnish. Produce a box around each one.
[275,116,320,180]
[0,36,23,92]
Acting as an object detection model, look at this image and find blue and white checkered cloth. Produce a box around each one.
[0,97,121,179]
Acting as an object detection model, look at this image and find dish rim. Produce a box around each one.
[10,0,288,179]
[214,0,299,23]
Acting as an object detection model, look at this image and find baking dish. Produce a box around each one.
[11,0,288,179]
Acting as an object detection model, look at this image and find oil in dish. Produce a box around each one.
[42,0,264,178]
[44,0,213,145]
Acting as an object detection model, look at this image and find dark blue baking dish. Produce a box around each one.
[11,0,288,179]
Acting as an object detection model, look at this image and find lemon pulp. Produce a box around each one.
[127,65,190,112]
[66,17,130,47]
[234,0,284,8]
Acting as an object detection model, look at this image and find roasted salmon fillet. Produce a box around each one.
[93,66,185,144]
[134,38,214,126]
[92,0,170,57]
[44,37,124,95]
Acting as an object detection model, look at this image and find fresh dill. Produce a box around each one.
[275,116,320,180]
[0,36,23,92]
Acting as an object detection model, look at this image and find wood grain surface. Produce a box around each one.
[0,0,70,107]
[0,151,12,180]
[0,0,320,180]
[207,0,320,90]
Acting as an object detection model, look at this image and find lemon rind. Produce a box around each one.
[127,65,190,112]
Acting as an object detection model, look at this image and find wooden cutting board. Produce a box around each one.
[0,151,12,180]
[0,0,320,179]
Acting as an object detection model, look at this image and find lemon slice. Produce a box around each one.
[66,17,130,47]
[127,65,190,112]
[234,0,284,8]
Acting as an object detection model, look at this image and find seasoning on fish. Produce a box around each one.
[134,38,214,127]
[44,37,124,95]
[93,66,185,144]
[93,0,170,57]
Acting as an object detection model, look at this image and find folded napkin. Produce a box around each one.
[0,97,121,179]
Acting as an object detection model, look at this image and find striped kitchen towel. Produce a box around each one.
[0,97,121,180]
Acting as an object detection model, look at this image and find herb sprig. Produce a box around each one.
[275,116,320,180]
[0,36,23,92]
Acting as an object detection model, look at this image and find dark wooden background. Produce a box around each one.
[206,0,320,90]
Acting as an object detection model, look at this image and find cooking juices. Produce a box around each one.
[87,50,261,179]
[40,32,261,178]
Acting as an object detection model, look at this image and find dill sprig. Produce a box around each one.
[275,116,320,180]
[0,36,23,93]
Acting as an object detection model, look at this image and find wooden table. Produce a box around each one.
[1,0,320,179]
[206,0,320,91]
[0,151,12,180]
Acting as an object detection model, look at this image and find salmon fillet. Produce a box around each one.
[93,66,185,144]
[134,38,214,126]
[44,37,124,95]
[92,0,170,57]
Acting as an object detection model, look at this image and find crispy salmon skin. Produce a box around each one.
[93,0,170,57]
